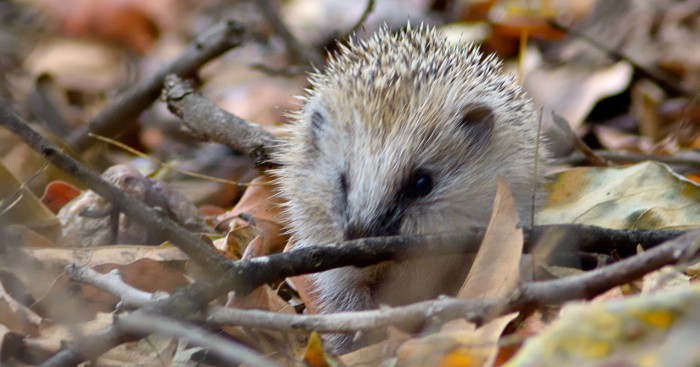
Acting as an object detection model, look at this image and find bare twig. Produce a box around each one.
[65,20,246,152]
[214,226,699,330]
[162,75,281,167]
[347,0,376,35]
[38,282,223,367]
[519,228,700,304]
[551,111,611,167]
[65,265,168,308]
[528,225,684,257]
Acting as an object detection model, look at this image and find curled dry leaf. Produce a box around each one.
[58,164,209,247]
[40,180,81,214]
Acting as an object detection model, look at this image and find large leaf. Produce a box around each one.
[538,161,700,229]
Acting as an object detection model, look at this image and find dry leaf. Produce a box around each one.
[341,328,411,366]
[453,176,523,301]
[32,312,115,352]
[220,174,287,259]
[41,180,81,214]
[538,161,700,230]
[397,177,523,366]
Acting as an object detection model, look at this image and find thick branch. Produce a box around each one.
[65,20,245,152]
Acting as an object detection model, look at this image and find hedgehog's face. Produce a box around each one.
[282,91,507,246]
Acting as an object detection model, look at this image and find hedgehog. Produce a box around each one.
[274,24,547,351]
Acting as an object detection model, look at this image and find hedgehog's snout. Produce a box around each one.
[342,204,403,241]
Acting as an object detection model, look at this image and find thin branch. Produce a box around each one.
[116,314,276,367]
[65,20,246,152]
[554,149,700,170]
[519,228,700,305]
[213,226,700,331]
[527,224,684,257]
[162,75,281,167]
[347,0,376,35]
[38,283,221,367]
[65,265,168,308]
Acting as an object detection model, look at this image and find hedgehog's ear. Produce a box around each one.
[457,102,495,145]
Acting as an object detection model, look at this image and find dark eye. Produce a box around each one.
[403,171,433,200]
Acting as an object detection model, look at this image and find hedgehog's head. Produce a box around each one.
[276,25,542,248]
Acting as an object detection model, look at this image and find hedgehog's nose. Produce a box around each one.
[343,207,403,241]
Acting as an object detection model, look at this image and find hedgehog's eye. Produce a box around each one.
[403,171,433,200]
